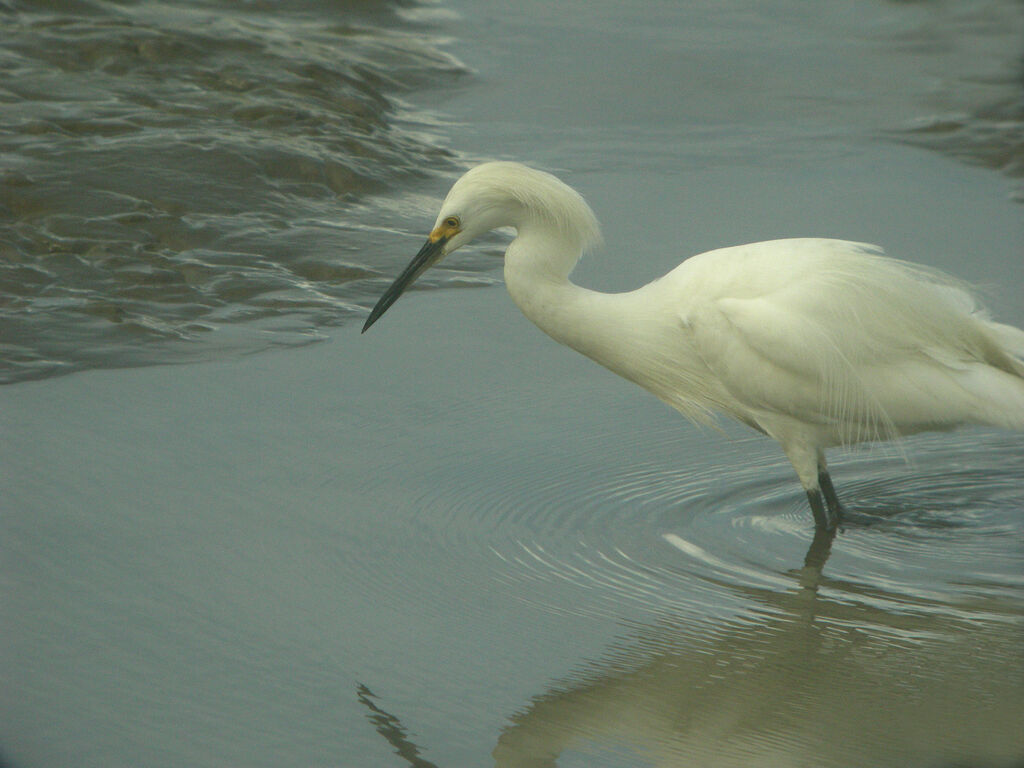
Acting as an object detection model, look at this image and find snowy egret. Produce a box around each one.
[363,162,1024,529]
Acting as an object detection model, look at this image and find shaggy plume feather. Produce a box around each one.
[454,162,603,253]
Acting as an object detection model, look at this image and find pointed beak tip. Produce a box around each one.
[361,234,447,337]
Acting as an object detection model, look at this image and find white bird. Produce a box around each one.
[363,162,1024,529]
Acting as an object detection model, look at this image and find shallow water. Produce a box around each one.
[2,0,1024,766]
[0,0,469,382]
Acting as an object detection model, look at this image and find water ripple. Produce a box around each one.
[400,427,1023,627]
[0,0,470,383]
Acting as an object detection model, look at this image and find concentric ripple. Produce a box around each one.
[389,424,1023,626]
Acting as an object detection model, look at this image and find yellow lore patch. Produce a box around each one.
[429,217,461,243]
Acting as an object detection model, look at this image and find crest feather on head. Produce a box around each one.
[454,162,603,253]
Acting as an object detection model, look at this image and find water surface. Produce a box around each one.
[0,0,468,382]
[2,0,1023,766]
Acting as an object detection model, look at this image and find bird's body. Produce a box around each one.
[363,162,1024,528]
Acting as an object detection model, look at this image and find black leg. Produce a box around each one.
[817,468,843,524]
[806,488,834,530]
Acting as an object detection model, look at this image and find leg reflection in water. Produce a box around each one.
[490,530,1021,767]
[358,527,1022,768]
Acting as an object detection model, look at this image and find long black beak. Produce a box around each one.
[362,235,447,333]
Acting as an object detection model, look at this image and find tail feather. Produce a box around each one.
[963,365,1024,430]
[974,318,1024,429]
[986,320,1024,376]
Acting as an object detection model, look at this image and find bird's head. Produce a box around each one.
[362,162,600,332]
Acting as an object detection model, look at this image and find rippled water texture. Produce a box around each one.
[885,7,1024,202]
[0,0,471,382]
[2,0,1023,767]
[1,0,1022,384]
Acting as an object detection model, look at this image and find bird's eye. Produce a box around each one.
[444,216,460,229]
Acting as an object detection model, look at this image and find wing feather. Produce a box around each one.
[678,239,1014,443]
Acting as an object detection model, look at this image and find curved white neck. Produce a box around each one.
[502,228,632,368]
[500,226,718,427]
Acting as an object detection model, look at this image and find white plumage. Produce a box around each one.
[364,161,1024,529]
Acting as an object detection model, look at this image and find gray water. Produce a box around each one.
[2,0,1024,766]
[0,0,468,382]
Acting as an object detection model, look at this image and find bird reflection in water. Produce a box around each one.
[358,162,1023,766]
[488,537,1020,767]
[357,532,1022,767]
